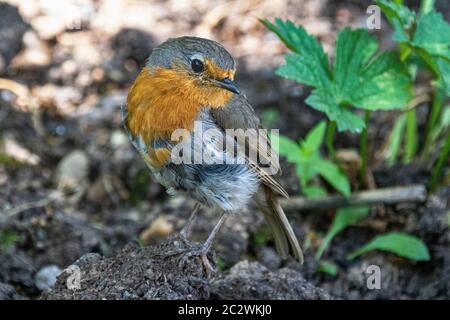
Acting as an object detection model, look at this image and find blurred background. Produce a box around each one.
[0,0,449,300]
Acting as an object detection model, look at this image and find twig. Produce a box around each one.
[280,184,427,211]
[0,190,63,223]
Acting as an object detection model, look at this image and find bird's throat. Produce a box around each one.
[126,67,233,141]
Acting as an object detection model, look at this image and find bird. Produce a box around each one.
[123,36,303,271]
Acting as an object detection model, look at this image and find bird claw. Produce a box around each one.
[171,232,191,247]
[178,247,217,275]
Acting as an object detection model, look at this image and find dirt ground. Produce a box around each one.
[0,0,449,300]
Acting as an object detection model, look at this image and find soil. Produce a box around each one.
[0,0,449,300]
[41,239,331,300]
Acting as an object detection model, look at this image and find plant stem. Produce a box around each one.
[429,132,450,191]
[422,88,444,161]
[404,109,418,164]
[419,0,435,16]
[386,114,407,166]
[326,121,337,162]
[359,111,371,186]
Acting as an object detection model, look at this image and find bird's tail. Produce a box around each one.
[256,187,304,264]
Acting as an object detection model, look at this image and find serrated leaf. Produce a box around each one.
[265,20,411,133]
[314,159,351,196]
[376,0,415,41]
[333,29,411,111]
[316,206,370,260]
[412,11,450,60]
[277,54,331,92]
[261,18,330,73]
[376,0,415,26]
[348,232,430,261]
[333,28,379,96]
[306,90,365,133]
[349,51,412,110]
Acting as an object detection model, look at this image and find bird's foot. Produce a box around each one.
[178,245,216,275]
[171,231,191,247]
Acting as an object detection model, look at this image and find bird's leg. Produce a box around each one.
[178,203,201,242]
[179,211,228,274]
[200,211,227,254]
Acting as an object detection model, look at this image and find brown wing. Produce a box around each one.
[210,94,289,199]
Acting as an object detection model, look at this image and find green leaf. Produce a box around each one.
[348,232,431,261]
[333,29,379,97]
[306,90,365,133]
[0,230,20,250]
[316,260,339,276]
[253,225,273,246]
[260,108,280,127]
[314,159,351,196]
[265,20,412,133]
[408,11,450,94]
[301,121,327,154]
[377,3,450,94]
[302,185,328,198]
[261,19,331,82]
[296,163,317,186]
[277,53,331,92]
[333,29,411,112]
[412,11,450,60]
[275,135,302,163]
[349,52,412,110]
[316,206,370,260]
[376,0,415,41]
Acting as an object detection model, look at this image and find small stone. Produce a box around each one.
[140,216,174,245]
[54,150,89,193]
[110,130,129,148]
[35,265,62,291]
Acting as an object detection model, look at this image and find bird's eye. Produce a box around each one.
[191,59,204,73]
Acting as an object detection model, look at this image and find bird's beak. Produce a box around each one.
[214,78,241,94]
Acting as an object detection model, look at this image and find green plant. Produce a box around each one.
[216,257,227,271]
[315,206,370,260]
[348,232,430,261]
[377,0,450,187]
[260,108,281,127]
[263,13,434,274]
[275,121,351,198]
[262,18,411,184]
[316,260,339,277]
[0,230,20,250]
[253,224,273,246]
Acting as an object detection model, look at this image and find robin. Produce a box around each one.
[123,36,303,270]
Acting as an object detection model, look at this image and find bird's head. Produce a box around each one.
[127,37,240,139]
[144,36,240,106]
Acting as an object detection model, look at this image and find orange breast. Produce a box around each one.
[126,66,233,142]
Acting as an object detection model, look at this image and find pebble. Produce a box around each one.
[35,265,62,291]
